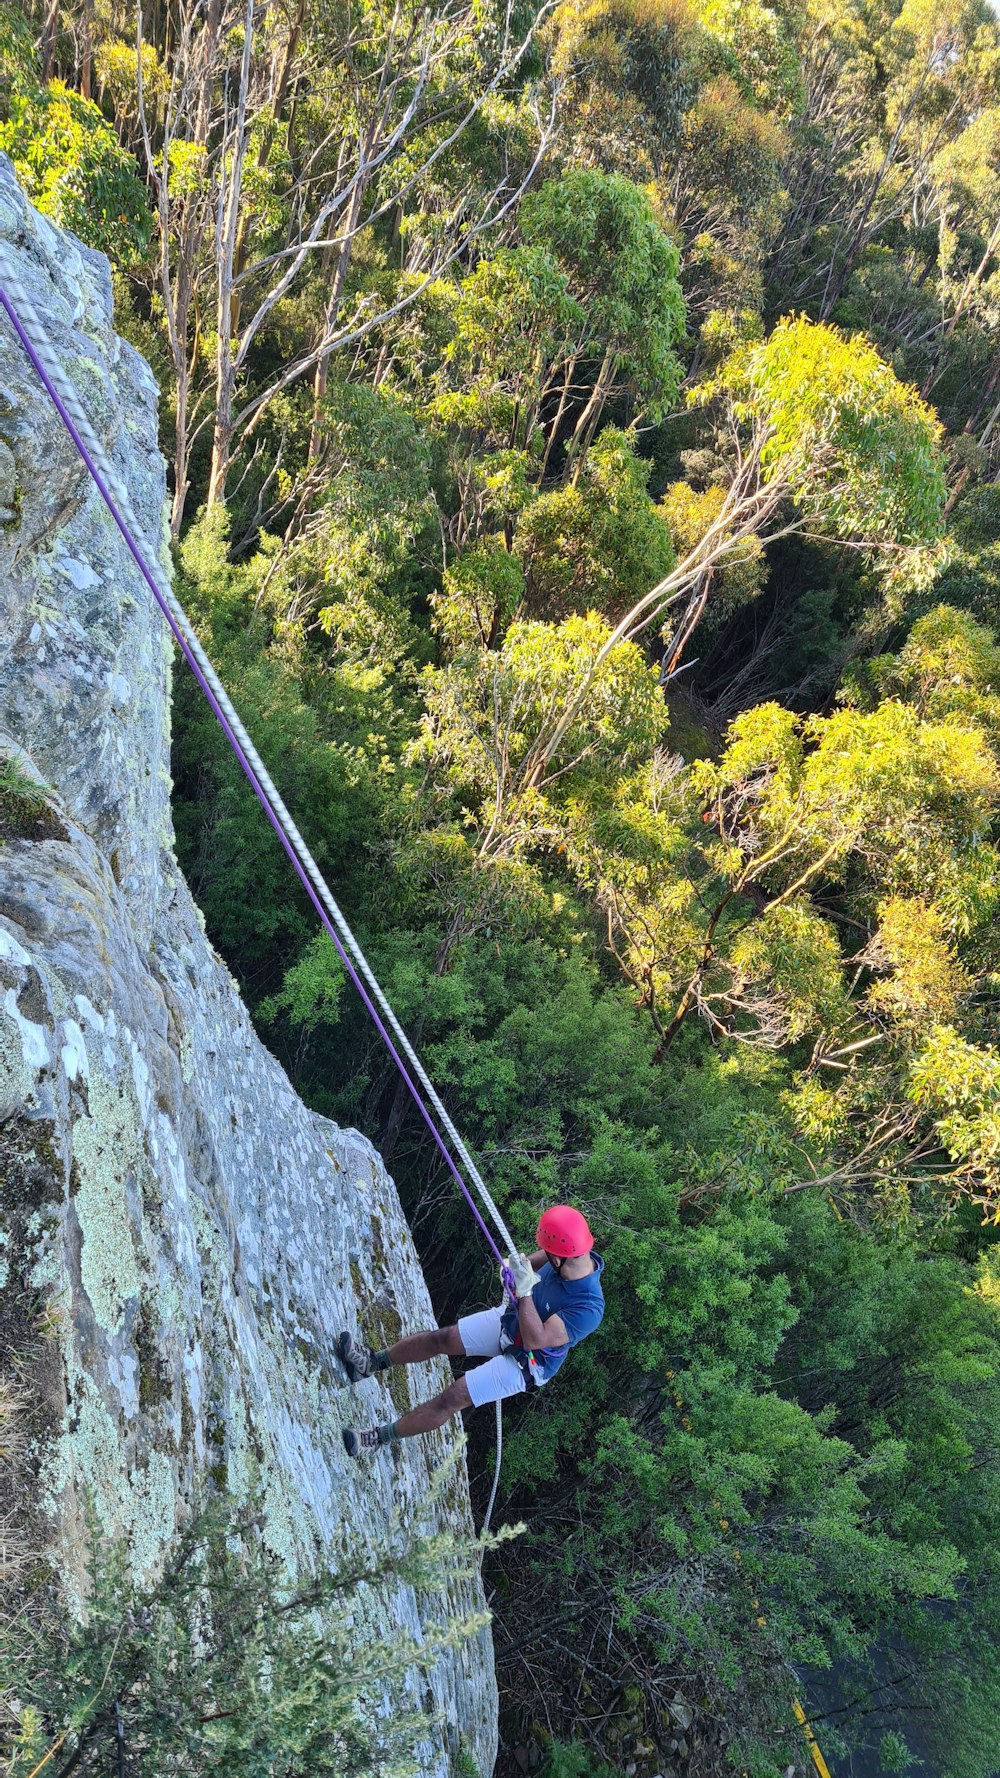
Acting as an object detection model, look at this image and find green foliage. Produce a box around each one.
[0,70,151,262]
[539,1743,616,1778]
[412,609,669,858]
[171,508,411,987]
[0,754,48,815]
[0,0,34,85]
[878,1731,916,1773]
[0,754,62,843]
[44,0,1000,1763]
[432,536,527,653]
[660,478,767,624]
[548,0,701,178]
[515,429,675,617]
[432,245,583,452]
[520,170,687,418]
[713,315,946,545]
[94,39,169,122]
[677,73,790,251]
[311,380,436,652]
[909,1024,1000,1210]
[698,0,805,118]
[859,604,1000,732]
[258,932,347,1032]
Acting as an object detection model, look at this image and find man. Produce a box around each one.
[340,1204,604,1458]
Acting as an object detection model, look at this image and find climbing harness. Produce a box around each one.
[0,255,514,1534]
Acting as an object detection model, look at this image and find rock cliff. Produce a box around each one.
[0,155,497,1777]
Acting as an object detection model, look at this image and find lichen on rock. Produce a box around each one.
[0,153,497,1778]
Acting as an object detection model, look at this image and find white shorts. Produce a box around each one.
[457,1305,529,1408]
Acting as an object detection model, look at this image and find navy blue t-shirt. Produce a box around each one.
[501,1252,605,1383]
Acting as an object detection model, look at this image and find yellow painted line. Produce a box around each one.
[794,1696,833,1778]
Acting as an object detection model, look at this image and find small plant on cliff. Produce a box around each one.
[0,757,62,844]
[0,1469,517,1776]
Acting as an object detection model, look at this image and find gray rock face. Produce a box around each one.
[0,157,497,1777]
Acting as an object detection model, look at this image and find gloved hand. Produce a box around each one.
[509,1251,537,1299]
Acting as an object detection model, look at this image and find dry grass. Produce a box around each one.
[0,1380,31,1593]
[0,1381,28,1465]
[32,1297,70,1344]
[0,1516,30,1591]
[0,756,67,845]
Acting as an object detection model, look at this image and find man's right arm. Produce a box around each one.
[501,1251,547,1301]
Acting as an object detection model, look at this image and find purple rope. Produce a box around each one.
[0,281,517,1300]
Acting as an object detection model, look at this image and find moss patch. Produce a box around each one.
[362,1298,412,1414]
[0,1115,65,1613]
[133,1301,172,1410]
[0,760,67,845]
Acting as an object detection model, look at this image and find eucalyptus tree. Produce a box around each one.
[521,314,945,785]
[767,0,1000,320]
[0,7,151,262]
[421,169,685,551]
[133,0,559,530]
[402,314,945,987]
[545,0,701,181]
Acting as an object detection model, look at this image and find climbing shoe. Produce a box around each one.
[342,1423,397,1458]
[337,1330,386,1383]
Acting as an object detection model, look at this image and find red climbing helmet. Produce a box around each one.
[537,1204,593,1258]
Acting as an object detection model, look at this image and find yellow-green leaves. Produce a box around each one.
[713,315,946,546]
[431,245,584,455]
[0,79,152,261]
[877,604,1000,731]
[698,698,998,907]
[431,538,526,654]
[865,898,969,1030]
[698,0,805,119]
[516,429,676,619]
[728,901,850,1044]
[805,703,998,903]
[661,481,767,627]
[412,612,669,864]
[909,1025,1000,1211]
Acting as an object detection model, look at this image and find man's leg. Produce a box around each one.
[385,1325,465,1365]
[342,1374,472,1457]
[394,1374,472,1437]
[342,1354,525,1458]
[337,1322,464,1383]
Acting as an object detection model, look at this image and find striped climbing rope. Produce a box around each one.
[0,251,519,1302]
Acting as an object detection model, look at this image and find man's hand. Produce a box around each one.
[510,1252,537,1299]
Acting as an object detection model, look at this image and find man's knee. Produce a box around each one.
[437,1323,466,1357]
[438,1376,472,1415]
